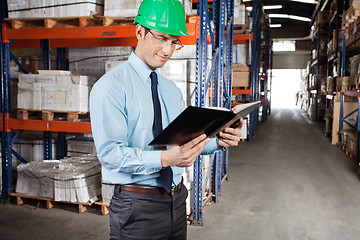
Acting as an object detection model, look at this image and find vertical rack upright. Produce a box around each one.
[192,0,235,226]
[261,17,271,122]
[249,0,261,139]
[339,0,360,165]
[0,0,10,200]
[192,0,262,225]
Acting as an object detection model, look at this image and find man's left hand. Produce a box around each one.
[217,118,243,149]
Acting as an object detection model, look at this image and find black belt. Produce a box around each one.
[115,179,183,196]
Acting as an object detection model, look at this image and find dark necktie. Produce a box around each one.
[150,71,173,192]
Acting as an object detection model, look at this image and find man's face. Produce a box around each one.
[135,25,181,70]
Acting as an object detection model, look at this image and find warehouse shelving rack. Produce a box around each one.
[339,91,360,164]
[323,1,342,137]
[248,0,262,139]
[192,0,261,226]
[260,19,271,122]
[0,0,257,226]
[339,3,360,165]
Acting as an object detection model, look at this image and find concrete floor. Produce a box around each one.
[1,108,360,240]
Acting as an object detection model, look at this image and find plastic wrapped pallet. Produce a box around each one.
[171,45,212,60]
[17,70,97,112]
[12,139,56,168]
[104,0,193,17]
[233,44,250,65]
[67,139,97,157]
[158,60,191,106]
[105,61,126,73]
[101,182,115,204]
[16,156,101,203]
[234,4,249,26]
[69,47,132,78]
[104,0,142,17]
[7,0,104,19]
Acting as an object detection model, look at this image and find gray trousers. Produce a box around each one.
[109,184,188,240]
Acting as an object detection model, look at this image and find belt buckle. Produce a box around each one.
[170,187,175,196]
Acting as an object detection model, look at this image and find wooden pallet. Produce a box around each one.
[17,109,89,122]
[7,13,203,29]
[234,24,247,30]
[233,86,251,90]
[6,15,135,29]
[94,201,110,215]
[10,193,93,213]
[234,28,252,35]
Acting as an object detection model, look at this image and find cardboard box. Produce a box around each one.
[233,64,250,72]
[332,101,358,144]
[233,71,250,87]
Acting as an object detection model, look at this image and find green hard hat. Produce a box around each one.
[134,0,189,37]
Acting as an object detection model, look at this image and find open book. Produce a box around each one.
[149,101,261,146]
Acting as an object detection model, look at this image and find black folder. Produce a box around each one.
[149,101,261,146]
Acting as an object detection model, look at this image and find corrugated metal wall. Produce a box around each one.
[273,51,310,69]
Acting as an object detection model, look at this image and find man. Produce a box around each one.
[90,0,243,239]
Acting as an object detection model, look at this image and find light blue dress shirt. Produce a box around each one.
[90,52,218,187]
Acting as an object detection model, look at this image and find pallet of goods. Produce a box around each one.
[7,0,104,19]
[15,156,101,209]
[17,70,97,119]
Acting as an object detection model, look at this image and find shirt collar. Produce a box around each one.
[128,51,158,84]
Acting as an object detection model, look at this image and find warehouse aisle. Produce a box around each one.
[188,108,360,240]
[1,108,360,240]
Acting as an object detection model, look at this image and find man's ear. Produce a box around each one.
[135,24,145,41]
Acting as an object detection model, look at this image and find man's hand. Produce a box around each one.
[161,134,210,168]
[217,118,243,149]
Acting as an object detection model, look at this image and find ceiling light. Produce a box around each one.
[290,0,318,4]
[269,14,311,22]
[246,5,283,11]
[270,24,282,28]
[289,15,311,22]
[269,14,288,19]
[264,5,283,10]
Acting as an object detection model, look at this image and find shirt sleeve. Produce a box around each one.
[90,77,163,176]
[201,137,220,155]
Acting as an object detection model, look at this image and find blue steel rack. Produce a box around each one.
[249,0,261,140]
[262,18,271,122]
[192,0,262,225]
[193,0,232,226]
[339,30,360,165]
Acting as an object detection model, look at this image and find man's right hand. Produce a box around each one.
[161,134,210,168]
